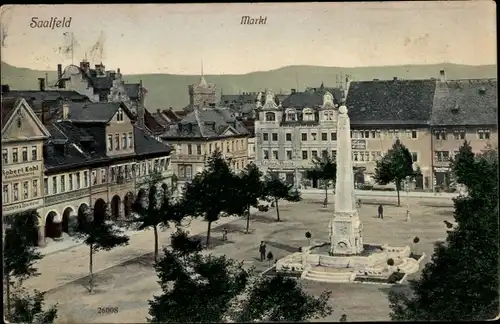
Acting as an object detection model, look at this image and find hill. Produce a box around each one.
[1,61,496,111]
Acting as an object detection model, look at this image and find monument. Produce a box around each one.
[275,104,425,284]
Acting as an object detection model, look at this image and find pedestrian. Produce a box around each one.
[378,204,384,219]
[323,197,327,208]
[259,241,267,262]
[340,314,347,322]
[357,198,362,208]
[222,227,228,241]
[406,209,410,222]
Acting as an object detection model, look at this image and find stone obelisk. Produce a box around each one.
[329,104,364,255]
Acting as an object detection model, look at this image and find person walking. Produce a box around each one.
[323,197,327,208]
[259,241,267,262]
[406,209,410,222]
[222,228,228,241]
[378,204,384,219]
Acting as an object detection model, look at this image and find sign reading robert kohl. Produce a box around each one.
[351,140,366,150]
[30,17,72,29]
[2,164,41,180]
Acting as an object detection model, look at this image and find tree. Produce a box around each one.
[148,231,250,323]
[305,154,337,205]
[388,148,499,321]
[74,207,129,293]
[374,139,416,207]
[305,231,312,246]
[235,163,266,234]
[182,150,243,246]
[7,284,58,324]
[132,171,187,262]
[262,176,302,221]
[233,272,333,322]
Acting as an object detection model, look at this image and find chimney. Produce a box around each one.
[373,78,379,81]
[38,78,45,91]
[157,109,160,114]
[57,64,63,80]
[169,106,173,111]
[393,77,398,81]
[439,70,446,82]
[138,80,145,128]
[1,84,10,93]
[291,89,296,94]
[62,103,69,119]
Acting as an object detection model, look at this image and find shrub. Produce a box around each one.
[387,258,395,266]
[413,236,420,244]
[305,231,312,239]
[266,251,274,261]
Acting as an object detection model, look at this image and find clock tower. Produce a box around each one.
[329,105,364,256]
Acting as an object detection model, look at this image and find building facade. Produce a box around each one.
[2,98,50,244]
[255,89,341,187]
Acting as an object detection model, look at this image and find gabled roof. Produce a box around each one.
[67,101,133,123]
[134,126,173,156]
[1,97,19,130]
[144,109,165,133]
[281,91,324,109]
[1,97,50,138]
[346,79,437,125]
[431,79,497,126]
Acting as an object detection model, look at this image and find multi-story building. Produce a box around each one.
[185,72,217,112]
[346,77,437,190]
[430,75,498,190]
[2,91,174,247]
[160,74,250,190]
[2,97,50,245]
[255,88,341,187]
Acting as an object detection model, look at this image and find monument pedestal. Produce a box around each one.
[329,211,364,256]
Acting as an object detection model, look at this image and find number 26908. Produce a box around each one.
[97,307,119,314]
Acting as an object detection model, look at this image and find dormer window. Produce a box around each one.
[285,109,297,121]
[323,111,334,121]
[116,108,124,121]
[265,112,276,121]
[303,108,315,121]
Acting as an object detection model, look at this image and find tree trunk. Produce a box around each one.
[89,244,94,293]
[6,272,10,319]
[275,198,280,221]
[396,181,401,207]
[324,184,328,206]
[245,205,250,234]
[206,221,212,247]
[153,225,159,263]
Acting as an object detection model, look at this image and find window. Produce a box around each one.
[124,165,129,179]
[142,162,147,175]
[44,178,48,195]
[453,130,466,140]
[22,147,28,162]
[310,133,316,141]
[2,149,7,164]
[122,133,127,149]
[394,130,400,138]
[188,144,192,155]
[60,175,66,192]
[286,109,297,121]
[435,151,450,162]
[128,132,133,148]
[68,173,73,190]
[263,133,269,141]
[301,133,307,141]
[116,108,124,121]
[101,169,107,183]
[21,181,28,200]
[272,150,278,160]
[302,150,308,160]
[32,180,38,198]
[353,152,359,161]
[286,150,292,160]
[411,130,417,139]
[272,133,278,141]
[311,150,318,159]
[365,152,370,161]
[178,164,193,180]
[226,143,230,153]
[359,152,364,161]
[331,150,337,159]
[364,131,370,139]
[371,130,376,139]
[231,141,235,152]
[12,148,18,163]
[13,183,19,201]
[3,184,9,203]
[75,173,81,189]
[478,129,491,140]
[371,152,377,161]
[303,108,314,121]
[263,150,269,160]
[108,135,113,151]
[196,144,202,155]
[92,170,97,185]
[411,152,418,162]
[31,146,37,161]
[353,131,360,139]
[435,130,447,140]
[209,143,213,152]
[331,132,337,141]
[84,171,88,187]
[286,133,292,141]
[265,112,276,121]
[322,150,328,158]
[52,177,58,195]
[115,134,120,150]
[321,133,328,141]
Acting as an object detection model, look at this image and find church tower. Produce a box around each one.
[187,61,217,111]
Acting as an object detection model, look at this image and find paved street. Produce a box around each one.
[27,195,455,323]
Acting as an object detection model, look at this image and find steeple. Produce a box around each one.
[199,59,208,87]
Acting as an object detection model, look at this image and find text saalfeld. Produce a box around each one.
[30,17,72,29]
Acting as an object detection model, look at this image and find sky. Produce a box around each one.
[0,2,496,75]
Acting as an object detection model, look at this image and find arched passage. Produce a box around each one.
[123,192,134,218]
[111,195,121,220]
[45,211,62,240]
[161,183,169,197]
[136,189,147,207]
[93,199,107,224]
[62,207,77,235]
[77,203,90,231]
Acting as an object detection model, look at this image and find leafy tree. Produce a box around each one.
[388,148,499,321]
[305,231,312,246]
[182,150,242,246]
[169,228,203,258]
[233,273,333,322]
[74,206,129,293]
[374,139,416,207]
[262,176,302,221]
[305,154,337,205]
[7,284,58,324]
[235,163,266,234]
[148,231,250,323]
[132,171,187,262]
